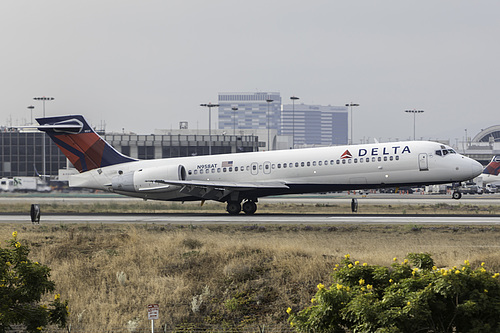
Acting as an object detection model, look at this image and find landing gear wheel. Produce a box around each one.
[242,200,257,215]
[226,201,241,215]
[452,191,462,200]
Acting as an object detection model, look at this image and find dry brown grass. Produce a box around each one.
[1,200,500,215]
[1,223,500,331]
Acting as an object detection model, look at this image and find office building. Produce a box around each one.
[281,104,348,146]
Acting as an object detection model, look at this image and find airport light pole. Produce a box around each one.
[200,103,219,155]
[27,105,35,125]
[232,107,238,136]
[266,99,273,151]
[290,96,299,148]
[345,103,359,145]
[405,109,424,140]
[33,96,54,177]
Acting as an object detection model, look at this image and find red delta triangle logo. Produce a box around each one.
[341,150,352,159]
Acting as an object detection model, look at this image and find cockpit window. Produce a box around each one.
[435,147,456,156]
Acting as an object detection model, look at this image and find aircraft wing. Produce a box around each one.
[142,179,289,201]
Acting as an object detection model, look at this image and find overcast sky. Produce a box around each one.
[2,0,499,145]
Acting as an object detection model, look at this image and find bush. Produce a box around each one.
[0,231,69,333]
[288,253,500,332]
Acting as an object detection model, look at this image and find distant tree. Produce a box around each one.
[287,253,500,332]
[0,231,68,333]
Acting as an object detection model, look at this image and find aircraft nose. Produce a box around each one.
[471,159,483,177]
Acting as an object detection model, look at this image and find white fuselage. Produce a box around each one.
[69,141,482,201]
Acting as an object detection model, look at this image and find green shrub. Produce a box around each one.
[288,253,500,332]
[0,231,69,333]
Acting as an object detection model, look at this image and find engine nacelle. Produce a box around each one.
[111,164,186,193]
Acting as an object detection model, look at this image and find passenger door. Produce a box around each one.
[419,153,429,171]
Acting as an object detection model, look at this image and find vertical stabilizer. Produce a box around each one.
[483,156,500,176]
[36,115,136,173]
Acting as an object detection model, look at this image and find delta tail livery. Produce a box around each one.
[37,115,482,214]
[479,156,500,185]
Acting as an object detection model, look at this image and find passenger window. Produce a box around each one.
[390,156,393,161]
[336,160,340,164]
[295,162,299,167]
[396,156,400,160]
[265,165,269,170]
[372,157,376,162]
[289,163,293,168]
[366,158,369,163]
[252,165,257,170]
[283,163,287,168]
[200,170,204,174]
[342,159,346,164]
[354,158,358,163]
[384,156,387,161]
[217,168,221,173]
[301,162,305,167]
[278,164,281,168]
[348,159,352,164]
[378,157,381,162]
[188,170,192,175]
[194,170,198,175]
[307,162,310,167]
[235,167,238,171]
[229,167,232,172]
[330,160,334,165]
[223,168,227,172]
[318,161,322,166]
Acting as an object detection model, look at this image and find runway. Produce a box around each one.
[1,213,500,225]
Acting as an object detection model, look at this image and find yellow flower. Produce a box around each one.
[348,264,353,268]
[311,298,315,303]
[443,271,448,276]
[455,270,460,275]
[481,262,485,267]
[359,279,365,285]
[366,284,373,290]
[15,242,21,248]
[317,283,325,290]
[12,231,17,239]
[484,289,488,293]
[464,260,470,265]
[393,257,397,262]
[54,294,60,300]
[336,283,342,290]
[37,327,42,331]
[389,279,393,283]
[493,273,500,278]
[362,263,368,267]
[403,259,409,264]
[361,287,365,291]
[286,307,292,314]
[345,254,350,259]
[432,266,437,270]
[407,301,411,306]
[6,262,11,267]
[354,261,359,266]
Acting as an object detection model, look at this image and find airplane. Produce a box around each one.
[35,115,483,214]
[478,156,500,186]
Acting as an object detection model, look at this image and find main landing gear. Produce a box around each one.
[226,199,257,215]
[452,191,462,200]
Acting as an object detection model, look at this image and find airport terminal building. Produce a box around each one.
[0,128,260,178]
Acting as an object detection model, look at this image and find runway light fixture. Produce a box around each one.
[33,96,55,177]
[405,109,425,140]
[200,103,219,155]
[345,103,359,145]
[290,96,299,148]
